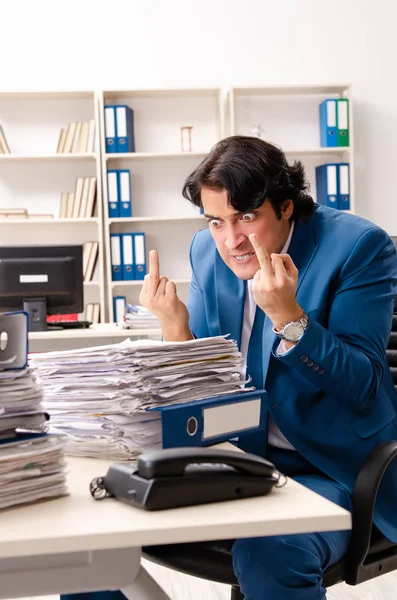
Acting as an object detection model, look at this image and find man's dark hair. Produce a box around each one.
[182,136,315,221]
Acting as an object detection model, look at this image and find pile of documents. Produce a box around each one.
[0,312,68,509]
[30,336,250,460]
[0,435,68,510]
[120,304,161,330]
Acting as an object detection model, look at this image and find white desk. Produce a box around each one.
[0,451,351,600]
[28,324,162,352]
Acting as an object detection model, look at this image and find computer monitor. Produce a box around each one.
[0,245,83,332]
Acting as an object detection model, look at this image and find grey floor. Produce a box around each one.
[9,558,397,600]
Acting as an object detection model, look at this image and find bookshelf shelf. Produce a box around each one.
[283,147,351,156]
[108,215,204,224]
[0,154,96,162]
[111,278,191,288]
[0,218,100,225]
[106,152,209,161]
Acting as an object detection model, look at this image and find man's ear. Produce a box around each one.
[281,200,294,220]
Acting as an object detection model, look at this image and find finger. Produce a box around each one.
[148,250,160,295]
[141,273,151,289]
[249,234,274,277]
[165,280,177,296]
[156,276,168,297]
[149,250,160,279]
[271,255,286,281]
[272,253,298,277]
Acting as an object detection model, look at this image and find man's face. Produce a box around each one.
[201,187,294,280]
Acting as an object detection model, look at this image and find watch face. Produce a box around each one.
[283,322,304,342]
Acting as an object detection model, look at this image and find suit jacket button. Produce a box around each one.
[312,364,319,371]
[300,355,309,363]
[318,368,325,374]
[307,359,314,367]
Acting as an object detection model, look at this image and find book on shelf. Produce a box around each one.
[107,169,132,218]
[0,208,27,219]
[0,125,11,154]
[104,105,135,153]
[28,214,54,220]
[59,177,97,219]
[319,98,349,148]
[71,122,82,153]
[72,177,85,218]
[315,162,350,210]
[60,192,68,218]
[83,241,99,282]
[66,192,75,218]
[85,302,100,324]
[56,119,96,154]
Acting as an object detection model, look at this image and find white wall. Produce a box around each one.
[2,0,396,231]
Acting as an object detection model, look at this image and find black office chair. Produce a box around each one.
[143,316,397,599]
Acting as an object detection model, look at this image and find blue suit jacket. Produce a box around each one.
[187,204,397,543]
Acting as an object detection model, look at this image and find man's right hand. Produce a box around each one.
[139,249,193,341]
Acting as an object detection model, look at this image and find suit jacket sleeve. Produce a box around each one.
[186,233,210,338]
[273,227,397,411]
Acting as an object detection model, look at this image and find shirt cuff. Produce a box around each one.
[276,339,293,356]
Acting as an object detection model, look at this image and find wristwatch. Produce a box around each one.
[272,312,309,342]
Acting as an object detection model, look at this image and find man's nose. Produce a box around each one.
[224,227,246,250]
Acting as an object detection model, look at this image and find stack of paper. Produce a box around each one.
[0,311,68,509]
[120,305,161,330]
[30,336,251,460]
[0,435,68,509]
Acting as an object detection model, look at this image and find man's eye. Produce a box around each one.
[241,213,255,222]
[209,219,221,228]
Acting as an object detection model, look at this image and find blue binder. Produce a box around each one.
[110,233,123,281]
[315,163,338,209]
[118,170,132,217]
[113,295,126,323]
[107,170,120,218]
[149,390,267,449]
[319,99,337,147]
[121,233,135,280]
[115,105,135,153]
[0,311,28,371]
[104,106,117,153]
[338,163,350,210]
[133,232,146,279]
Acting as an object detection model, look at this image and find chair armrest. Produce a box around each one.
[347,441,397,572]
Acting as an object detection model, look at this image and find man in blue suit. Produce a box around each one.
[66,136,397,600]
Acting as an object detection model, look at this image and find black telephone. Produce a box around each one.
[90,447,281,511]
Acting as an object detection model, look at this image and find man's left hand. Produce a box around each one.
[249,233,303,330]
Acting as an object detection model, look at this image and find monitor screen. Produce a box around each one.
[0,245,84,330]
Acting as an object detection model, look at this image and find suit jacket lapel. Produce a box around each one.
[288,215,319,299]
[215,252,246,349]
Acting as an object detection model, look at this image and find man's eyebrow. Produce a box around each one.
[203,211,242,220]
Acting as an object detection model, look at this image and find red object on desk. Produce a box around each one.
[46,314,78,323]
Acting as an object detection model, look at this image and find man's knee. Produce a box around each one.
[232,533,323,588]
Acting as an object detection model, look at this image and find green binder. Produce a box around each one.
[336,99,349,146]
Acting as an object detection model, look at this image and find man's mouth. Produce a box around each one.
[232,252,255,262]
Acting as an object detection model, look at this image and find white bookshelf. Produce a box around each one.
[98,87,223,321]
[0,91,106,321]
[228,83,355,214]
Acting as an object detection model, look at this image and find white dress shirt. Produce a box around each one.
[240,222,296,451]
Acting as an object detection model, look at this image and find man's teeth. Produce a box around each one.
[235,253,254,261]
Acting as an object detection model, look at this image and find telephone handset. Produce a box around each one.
[90,447,282,511]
